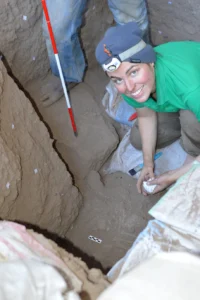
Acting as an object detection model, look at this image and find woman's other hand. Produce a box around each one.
[147,171,175,194]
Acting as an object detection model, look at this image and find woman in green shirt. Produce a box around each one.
[95,21,200,195]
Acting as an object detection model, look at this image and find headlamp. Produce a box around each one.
[102,40,146,73]
[102,57,121,72]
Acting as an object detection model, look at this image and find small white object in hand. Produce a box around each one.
[143,178,157,194]
[6,182,10,189]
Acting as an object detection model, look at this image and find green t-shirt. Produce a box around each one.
[123,41,200,121]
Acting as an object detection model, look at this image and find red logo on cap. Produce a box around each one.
[104,44,112,57]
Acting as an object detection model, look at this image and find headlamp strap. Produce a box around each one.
[119,40,146,61]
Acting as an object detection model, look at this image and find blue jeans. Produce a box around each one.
[43,0,149,83]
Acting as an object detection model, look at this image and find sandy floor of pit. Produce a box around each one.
[26,65,163,270]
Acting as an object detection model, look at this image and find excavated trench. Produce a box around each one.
[0,0,200,273]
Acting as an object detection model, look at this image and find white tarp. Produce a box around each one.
[0,221,82,300]
[0,259,68,300]
[99,252,200,300]
[149,160,200,237]
[103,129,187,179]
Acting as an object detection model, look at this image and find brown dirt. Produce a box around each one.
[0,60,82,235]
[148,0,200,45]
[0,0,49,86]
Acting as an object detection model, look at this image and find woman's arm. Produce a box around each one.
[136,107,158,194]
[137,107,157,165]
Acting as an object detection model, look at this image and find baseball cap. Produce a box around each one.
[95,22,156,72]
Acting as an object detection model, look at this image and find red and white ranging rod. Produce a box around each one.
[41,0,77,136]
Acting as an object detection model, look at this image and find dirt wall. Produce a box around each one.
[0,60,82,235]
[148,0,200,44]
[0,0,49,86]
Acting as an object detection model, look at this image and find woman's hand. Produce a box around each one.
[137,164,154,195]
[147,171,175,194]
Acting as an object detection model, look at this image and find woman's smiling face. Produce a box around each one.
[107,61,155,103]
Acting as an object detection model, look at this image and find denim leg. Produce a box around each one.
[43,0,87,82]
[107,0,149,42]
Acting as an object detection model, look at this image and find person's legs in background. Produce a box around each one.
[43,0,87,83]
[42,0,87,106]
[107,0,149,42]
[43,0,149,84]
